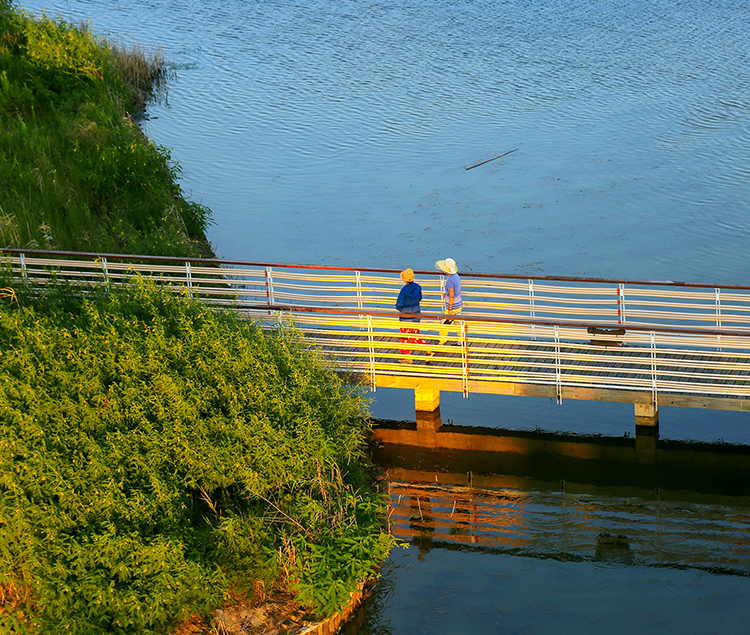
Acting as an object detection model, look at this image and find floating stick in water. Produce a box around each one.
[466,148,518,170]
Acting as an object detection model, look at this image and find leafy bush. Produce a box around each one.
[0,1,212,256]
[0,279,394,634]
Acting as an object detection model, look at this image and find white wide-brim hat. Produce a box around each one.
[435,258,458,275]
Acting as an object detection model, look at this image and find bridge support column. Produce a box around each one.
[635,403,659,464]
[415,388,441,433]
[415,388,440,412]
[634,403,659,429]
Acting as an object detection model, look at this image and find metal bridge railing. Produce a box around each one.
[3,249,750,405]
[4,248,750,330]
[285,307,750,403]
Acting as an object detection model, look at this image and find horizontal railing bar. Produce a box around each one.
[4,248,750,292]
[252,303,750,338]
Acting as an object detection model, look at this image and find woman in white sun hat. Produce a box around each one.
[435,257,462,347]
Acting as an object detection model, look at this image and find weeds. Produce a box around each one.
[0,278,395,633]
[109,38,172,109]
[0,286,17,304]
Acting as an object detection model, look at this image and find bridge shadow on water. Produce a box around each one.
[341,420,750,634]
[370,416,750,502]
[341,419,750,634]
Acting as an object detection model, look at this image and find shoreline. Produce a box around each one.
[174,582,368,635]
[0,5,391,632]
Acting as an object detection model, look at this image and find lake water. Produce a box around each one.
[20,0,750,632]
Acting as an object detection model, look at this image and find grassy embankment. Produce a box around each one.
[0,0,211,256]
[0,2,396,633]
[0,281,395,634]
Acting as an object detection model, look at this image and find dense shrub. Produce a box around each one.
[0,0,212,256]
[0,279,394,633]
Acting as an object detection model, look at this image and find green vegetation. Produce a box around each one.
[0,3,395,632]
[0,278,395,633]
[0,0,212,256]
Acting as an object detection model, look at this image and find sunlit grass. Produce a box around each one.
[0,0,212,256]
[0,277,395,633]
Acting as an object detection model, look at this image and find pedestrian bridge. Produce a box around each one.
[3,248,750,434]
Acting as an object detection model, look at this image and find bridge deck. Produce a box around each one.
[305,325,750,413]
[4,249,750,419]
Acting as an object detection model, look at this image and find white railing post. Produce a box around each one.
[367,315,376,392]
[554,325,562,404]
[101,257,109,286]
[185,261,193,298]
[265,266,274,316]
[650,331,659,412]
[355,270,363,310]
[461,321,469,398]
[356,270,365,330]
[618,284,626,324]
[439,275,446,314]
[20,253,27,282]
[715,287,722,350]
[529,279,536,339]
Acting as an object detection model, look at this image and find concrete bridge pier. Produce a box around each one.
[415,388,442,432]
[635,403,659,463]
[635,402,659,430]
[415,387,440,412]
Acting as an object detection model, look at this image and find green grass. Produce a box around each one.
[0,278,395,633]
[0,4,396,631]
[0,0,213,257]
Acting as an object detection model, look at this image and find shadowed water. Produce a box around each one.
[18,0,750,632]
[357,431,750,634]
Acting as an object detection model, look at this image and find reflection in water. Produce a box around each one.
[352,425,750,634]
[594,533,634,566]
[354,484,750,635]
[371,419,750,500]
[385,478,750,576]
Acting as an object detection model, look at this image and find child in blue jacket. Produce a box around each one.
[396,269,425,362]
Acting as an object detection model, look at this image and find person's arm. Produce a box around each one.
[396,287,405,312]
[447,287,454,311]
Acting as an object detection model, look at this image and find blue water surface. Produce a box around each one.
[21,0,750,281]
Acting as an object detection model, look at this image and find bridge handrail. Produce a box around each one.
[3,249,750,404]
[4,249,750,333]
[257,303,750,338]
[2,247,750,290]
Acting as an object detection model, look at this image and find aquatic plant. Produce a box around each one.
[0,277,394,633]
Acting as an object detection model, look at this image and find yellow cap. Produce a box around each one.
[400,268,415,283]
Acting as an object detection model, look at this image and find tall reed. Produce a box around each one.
[109,38,172,110]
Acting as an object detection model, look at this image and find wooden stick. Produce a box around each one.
[466,148,518,170]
